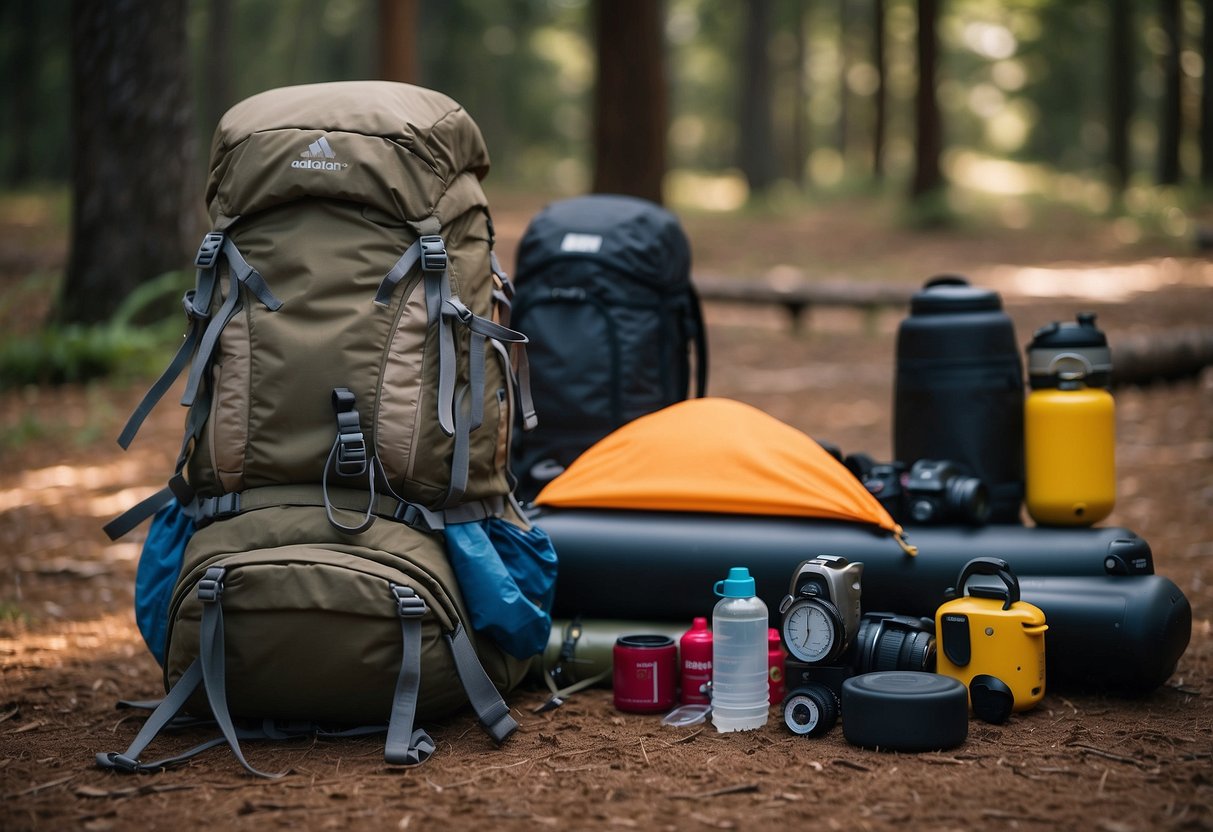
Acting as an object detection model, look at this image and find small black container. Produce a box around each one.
[893,276,1025,523]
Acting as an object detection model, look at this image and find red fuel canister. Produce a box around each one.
[679,617,713,705]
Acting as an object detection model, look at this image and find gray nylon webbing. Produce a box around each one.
[445,624,518,744]
[427,269,458,437]
[374,240,423,307]
[443,388,471,509]
[468,331,485,432]
[383,590,434,766]
[198,568,286,779]
[95,658,205,772]
[192,484,503,528]
[116,240,222,450]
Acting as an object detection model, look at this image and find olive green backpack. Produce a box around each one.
[99,82,540,775]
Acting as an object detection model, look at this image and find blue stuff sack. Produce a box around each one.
[134,498,194,666]
[445,517,558,659]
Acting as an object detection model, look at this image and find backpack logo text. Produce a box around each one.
[291,136,348,172]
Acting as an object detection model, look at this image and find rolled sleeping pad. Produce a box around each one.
[536,509,1154,617]
[1016,575,1190,695]
[534,509,1189,694]
[530,619,687,685]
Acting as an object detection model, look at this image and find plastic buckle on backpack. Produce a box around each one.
[394,502,420,527]
[419,235,447,273]
[332,405,369,477]
[392,585,427,618]
[104,752,141,773]
[205,492,241,521]
[194,232,225,268]
[335,431,368,476]
[196,567,226,603]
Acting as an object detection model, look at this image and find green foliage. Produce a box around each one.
[901,187,958,230]
[0,271,188,389]
[0,600,31,627]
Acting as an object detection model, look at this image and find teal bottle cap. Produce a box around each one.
[714,567,756,598]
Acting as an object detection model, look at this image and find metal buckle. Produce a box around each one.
[419,235,447,273]
[194,232,225,268]
[392,585,427,618]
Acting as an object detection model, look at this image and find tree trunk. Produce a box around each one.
[738,0,779,195]
[62,0,200,325]
[591,0,667,204]
[910,0,944,199]
[1157,0,1182,185]
[837,0,849,160]
[5,1,38,185]
[872,0,887,180]
[1108,0,1134,193]
[791,3,809,186]
[1201,0,1213,186]
[203,0,233,134]
[378,0,419,84]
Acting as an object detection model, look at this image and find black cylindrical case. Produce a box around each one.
[535,509,1189,693]
[894,277,1025,522]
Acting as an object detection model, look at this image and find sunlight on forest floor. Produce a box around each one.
[982,257,1213,301]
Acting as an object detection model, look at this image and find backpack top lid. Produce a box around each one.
[207,81,491,227]
[533,398,909,547]
[515,193,691,287]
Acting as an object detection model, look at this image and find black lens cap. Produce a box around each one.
[969,674,1015,724]
[841,671,968,752]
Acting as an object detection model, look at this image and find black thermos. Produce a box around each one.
[893,276,1025,523]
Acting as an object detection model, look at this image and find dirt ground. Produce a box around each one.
[2,197,1212,831]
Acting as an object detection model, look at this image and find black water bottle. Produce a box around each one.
[893,276,1025,523]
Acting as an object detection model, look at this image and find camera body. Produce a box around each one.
[847,454,992,526]
[779,555,937,738]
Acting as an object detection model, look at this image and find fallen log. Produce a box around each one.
[693,274,913,332]
[1112,327,1213,387]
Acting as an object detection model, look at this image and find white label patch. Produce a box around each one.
[560,233,603,253]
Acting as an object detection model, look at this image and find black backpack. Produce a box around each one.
[510,194,708,500]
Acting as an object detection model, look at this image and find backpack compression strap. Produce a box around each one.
[374,220,529,505]
[105,232,283,540]
[322,388,377,534]
[490,252,538,431]
[94,570,443,781]
[446,622,519,744]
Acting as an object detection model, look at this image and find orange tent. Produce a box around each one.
[535,397,915,554]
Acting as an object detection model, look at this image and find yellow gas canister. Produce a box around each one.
[1024,313,1116,526]
[1025,385,1115,525]
[935,558,1047,720]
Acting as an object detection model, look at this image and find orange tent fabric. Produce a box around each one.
[535,398,914,553]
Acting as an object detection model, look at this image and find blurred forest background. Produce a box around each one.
[1,0,1212,379]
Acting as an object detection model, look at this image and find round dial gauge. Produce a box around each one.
[782,598,844,664]
[782,685,838,737]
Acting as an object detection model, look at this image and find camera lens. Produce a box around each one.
[854,614,937,674]
[946,475,991,524]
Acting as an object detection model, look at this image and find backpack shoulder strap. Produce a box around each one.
[687,280,709,397]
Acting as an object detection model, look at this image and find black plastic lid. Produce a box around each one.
[1028,313,1108,350]
[910,275,1004,315]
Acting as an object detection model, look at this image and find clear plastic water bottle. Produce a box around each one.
[711,567,770,732]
